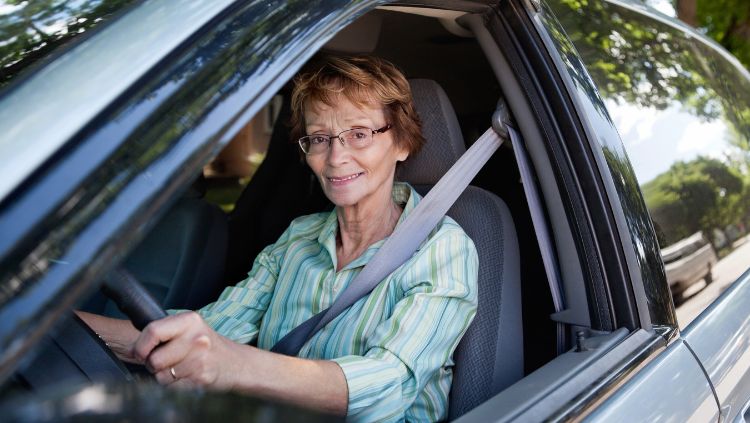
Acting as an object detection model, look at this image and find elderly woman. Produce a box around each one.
[80,55,478,422]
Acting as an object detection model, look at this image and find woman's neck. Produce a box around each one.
[335,195,403,271]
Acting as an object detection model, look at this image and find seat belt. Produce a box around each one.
[271,119,510,356]
[506,122,567,355]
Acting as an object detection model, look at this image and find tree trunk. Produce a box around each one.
[676,0,698,27]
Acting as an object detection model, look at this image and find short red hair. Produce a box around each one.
[290,55,425,157]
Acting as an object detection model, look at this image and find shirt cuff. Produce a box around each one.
[331,354,407,422]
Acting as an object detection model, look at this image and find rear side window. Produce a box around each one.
[549,1,750,327]
[0,0,138,90]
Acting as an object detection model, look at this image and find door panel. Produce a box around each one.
[586,339,718,422]
[683,271,750,421]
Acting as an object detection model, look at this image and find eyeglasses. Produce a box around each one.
[298,124,392,155]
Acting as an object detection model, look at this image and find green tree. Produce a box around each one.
[549,0,750,183]
[638,1,750,70]
[673,0,750,70]
[550,0,742,120]
[643,157,744,245]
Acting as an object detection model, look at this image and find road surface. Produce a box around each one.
[676,235,750,328]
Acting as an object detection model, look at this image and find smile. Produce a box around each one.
[327,172,364,184]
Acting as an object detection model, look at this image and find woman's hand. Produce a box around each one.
[133,311,348,416]
[132,311,241,389]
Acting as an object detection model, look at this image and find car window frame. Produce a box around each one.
[489,0,645,332]
[0,0,381,384]
[529,0,681,333]
[451,0,685,419]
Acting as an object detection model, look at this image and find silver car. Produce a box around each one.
[0,0,749,421]
[662,231,718,300]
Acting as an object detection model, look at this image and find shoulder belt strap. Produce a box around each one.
[271,126,506,356]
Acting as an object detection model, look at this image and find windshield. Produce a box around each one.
[0,0,138,90]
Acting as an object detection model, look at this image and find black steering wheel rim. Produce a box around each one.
[16,268,168,390]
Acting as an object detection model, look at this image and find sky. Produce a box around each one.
[645,0,677,17]
[607,99,732,184]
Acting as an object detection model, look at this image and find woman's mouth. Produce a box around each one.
[327,172,364,185]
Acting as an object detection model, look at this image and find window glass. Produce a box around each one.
[549,0,750,327]
[0,0,137,90]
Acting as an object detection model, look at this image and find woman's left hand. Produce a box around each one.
[132,311,241,389]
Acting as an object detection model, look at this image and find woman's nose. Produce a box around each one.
[326,136,350,164]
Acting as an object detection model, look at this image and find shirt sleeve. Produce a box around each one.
[183,225,292,344]
[331,227,479,422]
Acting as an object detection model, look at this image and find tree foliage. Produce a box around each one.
[674,0,750,70]
[643,157,744,245]
[549,0,750,247]
[551,0,750,131]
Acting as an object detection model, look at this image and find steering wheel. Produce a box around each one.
[6,270,349,423]
[99,268,168,331]
[16,268,167,389]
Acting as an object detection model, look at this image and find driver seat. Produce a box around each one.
[401,79,523,419]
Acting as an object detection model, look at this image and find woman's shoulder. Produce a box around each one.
[395,216,478,296]
[255,211,332,265]
[396,182,477,256]
[401,215,478,270]
[427,215,475,249]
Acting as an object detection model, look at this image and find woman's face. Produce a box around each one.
[304,95,409,209]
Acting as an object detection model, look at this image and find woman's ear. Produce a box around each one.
[396,145,409,162]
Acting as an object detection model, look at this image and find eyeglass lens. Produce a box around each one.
[300,128,372,154]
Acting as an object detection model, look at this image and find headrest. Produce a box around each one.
[397,79,466,185]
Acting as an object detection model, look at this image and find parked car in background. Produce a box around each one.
[1,0,749,421]
[662,231,718,300]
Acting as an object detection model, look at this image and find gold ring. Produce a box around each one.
[170,366,177,380]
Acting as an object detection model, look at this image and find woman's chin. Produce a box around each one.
[323,186,364,208]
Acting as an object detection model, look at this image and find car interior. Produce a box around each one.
[9,4,600,420]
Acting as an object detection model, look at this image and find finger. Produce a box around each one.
[154,365,177,386]
[145,330,199,374]
[133,312,202,362]
[153,335,214,386]
[154,362,190,386]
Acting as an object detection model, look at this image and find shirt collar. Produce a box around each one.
[317,181,421,271]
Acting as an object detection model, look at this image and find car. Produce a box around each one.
[1,0,749,421]
[661,231,718,300]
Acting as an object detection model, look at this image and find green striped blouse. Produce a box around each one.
[196,182,478,422]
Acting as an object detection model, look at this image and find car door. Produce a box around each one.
[451,0,718,420]
[543,0,750,421]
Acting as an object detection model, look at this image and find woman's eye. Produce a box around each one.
[310,136,328,144]
[352,130,368,139]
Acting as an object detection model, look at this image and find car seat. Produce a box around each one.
[223,78,523,419]
[223,93,331,286]
[399,79,523,420]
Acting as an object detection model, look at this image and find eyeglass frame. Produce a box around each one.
[298,124,393,155]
